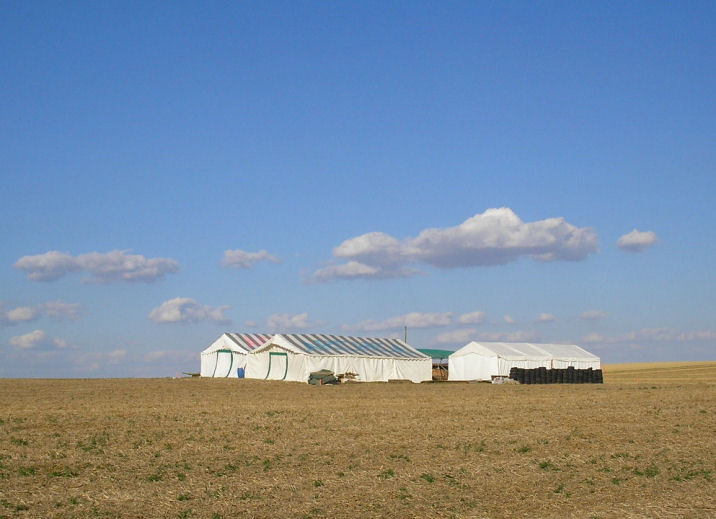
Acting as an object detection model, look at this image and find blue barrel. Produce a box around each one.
[237,367,245,379]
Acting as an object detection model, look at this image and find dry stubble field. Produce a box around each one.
[1,362,714,519]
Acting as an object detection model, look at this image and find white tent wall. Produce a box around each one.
[246,343,306,381]
[541,344,600,370]
[388,357,430,382]
[200,333,249,378]
[448,341,600,381]
[200,354,216,377]
[551,359,598,369]
[448,354,497,381]
[494,357,551,374]
[200,349,246,378]
[201,333,274,378]
[245,338,432,383]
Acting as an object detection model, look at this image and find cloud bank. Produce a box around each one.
[580,309,609,320]
[312,208,599,281]
[9,330,67,350]
[435,329,538,344]
[458,311,487,324]
[434,328,478,344]
[347,312,454,332]
[617,229,658,252]
[584,327,716,344]
[266,313,311,331]
[14,250,179,283]
[222,249,280,268]
[149,298,230,324]
[345,310,487,332]
[1,300,82,326]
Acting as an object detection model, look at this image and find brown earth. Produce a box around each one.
[1,362,714,518]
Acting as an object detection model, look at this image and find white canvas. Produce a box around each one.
[245,334,432,383]
[448,341,600,381]
[200,334,248,378]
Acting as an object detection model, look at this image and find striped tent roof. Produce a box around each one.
[223,333,273,352]
[260,333,428,359]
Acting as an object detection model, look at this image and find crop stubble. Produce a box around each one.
[0,362,714,518]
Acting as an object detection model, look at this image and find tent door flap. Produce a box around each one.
[265,352,288,380]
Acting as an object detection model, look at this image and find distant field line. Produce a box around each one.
[603,362,715,372]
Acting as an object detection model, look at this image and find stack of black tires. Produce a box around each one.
[509,366,603,384]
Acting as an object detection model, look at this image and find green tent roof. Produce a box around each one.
[417,348,455,359]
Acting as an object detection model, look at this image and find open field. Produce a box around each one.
[1,362,714,518]
[603,361,716,385]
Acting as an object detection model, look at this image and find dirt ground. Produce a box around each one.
[1,362,714,518]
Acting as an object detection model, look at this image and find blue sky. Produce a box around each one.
[1,2,714,377]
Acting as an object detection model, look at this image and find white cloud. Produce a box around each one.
[144,350,174,362]
[14,250,179,283]
[347,312,453,332]
[5,306,39,324]
[311,261,421,283]
[266,312,311,331]
[9,330,67,350]
[74,349,128,372]
[536,313,556,323]
[106,349,128,363]
[1,300,83,326]
[621,328,716,342]
[312,261,381,282]
[580,309,609,320]
[504,315,515,324]
[435,328,538,345]
[13,251,79,281]
[435,328,478,344]
[475,330,539,342]
[140,350,198,367]
[458,311,487,324]
[40,300,83,319]
[617,229,658,252]
[312,208,599,281]
[149,298,230,324]
[582,328,716,345]
[222,249,280,269]
[582,333,606,343]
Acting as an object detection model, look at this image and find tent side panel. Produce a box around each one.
[200,353,217,377]
[495,358,550,376]
[304,356,374,382]
[306,356,358,381]
[448,353,498,381]
[214,351,236,378]
[551,358,600,369]
[248,347,431,383]
[447,356,465,380]
[389,358,432,383]
[302,356,431,383]
[246,345,307,381]
[245,350,269,380]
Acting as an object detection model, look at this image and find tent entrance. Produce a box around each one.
[211,349,235,378]
[264,352,288,380]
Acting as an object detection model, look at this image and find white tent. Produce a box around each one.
[245,333,432,383]
[448,341,600,381]
[200,333,272,378]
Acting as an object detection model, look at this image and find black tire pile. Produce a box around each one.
[509,366,603,384]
